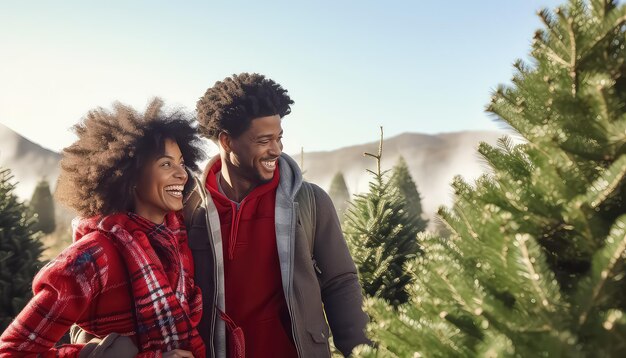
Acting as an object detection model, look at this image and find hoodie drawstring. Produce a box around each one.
[228,201,245,260]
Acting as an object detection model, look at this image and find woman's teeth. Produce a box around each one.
[165,185,184,198]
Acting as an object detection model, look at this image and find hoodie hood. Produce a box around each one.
[276,153,304,201]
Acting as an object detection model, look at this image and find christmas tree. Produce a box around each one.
[29,178,56,234]
[0,168,44,331]
[390,156,428,232]
[344,128,422,307]
[357,1,626,356]
[328,172,351,219]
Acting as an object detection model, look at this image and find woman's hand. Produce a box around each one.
[163,349,194,358]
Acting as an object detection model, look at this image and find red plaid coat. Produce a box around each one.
[0,212,204,357]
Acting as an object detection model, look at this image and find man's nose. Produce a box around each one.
[269,140,282,156]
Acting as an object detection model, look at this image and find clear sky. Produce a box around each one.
[0,0,565,156]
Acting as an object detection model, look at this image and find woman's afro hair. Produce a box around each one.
[196,73,294,140]
[55,98,205,217]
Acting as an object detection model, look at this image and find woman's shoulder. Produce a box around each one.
[62,230,121,264]
[33,231,124,292]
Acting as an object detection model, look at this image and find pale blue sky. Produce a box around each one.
[0,0,564,155]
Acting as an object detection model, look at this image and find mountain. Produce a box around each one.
[291,131,506,219]
[0,122,508,225]
[0,123,61,200]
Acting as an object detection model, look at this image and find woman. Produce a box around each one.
[0,98,206,357]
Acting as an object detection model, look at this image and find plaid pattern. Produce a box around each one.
[0,212,204,358]
[116,213,204,355]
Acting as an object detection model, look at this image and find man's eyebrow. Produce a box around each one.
[255,130,284,139]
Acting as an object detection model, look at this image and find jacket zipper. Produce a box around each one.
[312,259,322,275]
[227,200,245,260]
[196,177,218,358]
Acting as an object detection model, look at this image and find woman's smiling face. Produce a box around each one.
[133,138,188,223]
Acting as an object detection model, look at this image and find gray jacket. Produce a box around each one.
[184,153,369,358]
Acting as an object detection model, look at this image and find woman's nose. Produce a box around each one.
[176,165,188,181]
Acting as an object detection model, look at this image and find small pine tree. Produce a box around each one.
[344,128,421,307]
[30,178,56,234]
[328,172,350,219]
[0,168,44,331]
[390,156,428,232]
[358,1,626,356]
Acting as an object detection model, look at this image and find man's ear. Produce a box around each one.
[218,132,232,153]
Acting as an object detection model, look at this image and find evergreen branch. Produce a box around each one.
[577,215,626,326]
[527,141,586,186]
[607,115,626,146]
[439,269,481,315]
[590,0,612,19]
[363,126,384,176]
[581,11,626,60]
[437,207,463,240]
[455,205,480,241]
[595,79,611,133]
[566,13,578,95]
[536,40,572,68]
[510,325,554,334]
[537,8,569,53]
[578,155,626,208]
[499,233,513,272]
[515,234,557,312]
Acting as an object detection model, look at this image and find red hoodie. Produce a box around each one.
[205,160,297,358]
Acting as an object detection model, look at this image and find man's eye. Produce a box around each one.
[162,162,171,167]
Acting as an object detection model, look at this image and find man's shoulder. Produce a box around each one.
[298,180,323,193]
[298,181,332,205]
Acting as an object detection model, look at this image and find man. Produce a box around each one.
[184,73,370,358]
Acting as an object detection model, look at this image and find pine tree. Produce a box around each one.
[29,178,56,234]
[357,1,626,356]
[390,156,428,232]
[328,172,350,219]
[344,128,421,307]
[0,168,44,331]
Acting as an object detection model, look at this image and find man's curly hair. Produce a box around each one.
[196,73,294,140]
[55,98,205,217]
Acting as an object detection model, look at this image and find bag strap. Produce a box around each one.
[294,182,316,256]
[183,177,203,230]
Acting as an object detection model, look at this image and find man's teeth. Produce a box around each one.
[262,160,276,169]
[165,185,184,197]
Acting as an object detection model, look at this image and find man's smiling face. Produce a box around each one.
[223,114,283,187]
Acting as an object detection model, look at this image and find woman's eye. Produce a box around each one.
[162,162,171,167]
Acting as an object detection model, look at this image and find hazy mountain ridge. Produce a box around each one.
[0,123,61,200]
[0,122,507,221]
[292,130,505,218]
